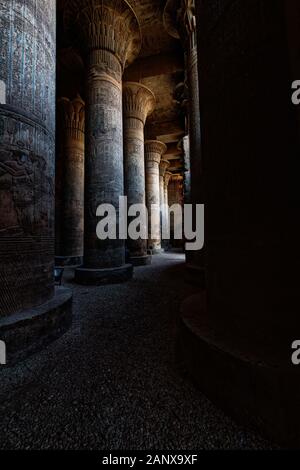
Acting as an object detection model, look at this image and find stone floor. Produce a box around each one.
[0,253,273,450]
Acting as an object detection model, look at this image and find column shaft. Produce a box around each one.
[159,159,170,246]
[181,1,205,284]
[179,0,300,446]
[123,82,155,265]
[168,174,184,249]
[163,0,200,201]
[145,141,167,253]
[159,174,165,216]
[163,0,204,278]
[164,171,172,243]
[84,55,124,269]
[56,96,85,267]
[65,0,142,284]
[182,135,191,204]
[0,0,56,315]
[187,41,201,204]
[0,0,71,361]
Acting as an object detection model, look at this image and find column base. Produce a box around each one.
[55,255,83,267]
[129,255,152,267]
[185,263,206,288]
[75,264,133,285]
[0,287,72,365]
[178,293,300,447]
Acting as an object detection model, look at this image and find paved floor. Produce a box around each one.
[0,253,272,450]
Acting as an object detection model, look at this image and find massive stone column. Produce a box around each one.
[145,140,167,254]
[180,0,204,283]
[56,95,85,267]
[123,82,155,266]
[65,0,141,284]
[0,0,72,361]
[182,1,201,200]
[159,159,170,246]
[179,0,300,447]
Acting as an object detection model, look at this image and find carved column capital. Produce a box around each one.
[164,171,173,188]
[57,95,85,142]
[145,140,167,165]
[171,173,184,183]
[163,0,181,40]
[163,0,197,49]
[123,82,156,125]
[64,0,141,71]
[180,0,196,40]
[159,159,170,177]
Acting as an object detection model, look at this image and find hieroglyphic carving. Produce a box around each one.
[164,0,201,208]
[164,170,173,199]
[159,159,170,238]
[57,95,85,142]
[180,0,197,51]
[164,170,173,239]
[56,96,85,260]
[164,0,197,49]
[123,82,156,126]
[84,71,125,268]
[179,135,191,203]
[168,173,184,246]
[145,140,167,251]
[64,0,142,71]
[64,0,142,271]
[159,159,170,179]
[0,0,56,133]
[123,82,156,258]
[0,0,56,316]
[145,140,167,164]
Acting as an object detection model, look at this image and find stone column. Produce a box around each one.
[164,0,204,285]
[174,81,191,205]
[168,174,184,250]
[182,1,201,202]
[123,82,155,266]
[0,0,72,361]
[179,0,300,446]
[182,135,191,204]
[56,95,85,267]
[65,0,141,285]
[164,170,172,242]
[180,1,204,283]
[145,141,167,254]
[159,159,170,245]
[163,0,200,199]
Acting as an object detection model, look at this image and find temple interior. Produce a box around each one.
[0,0,300,449]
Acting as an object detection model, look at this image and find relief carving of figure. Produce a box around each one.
[0,150,47,235]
